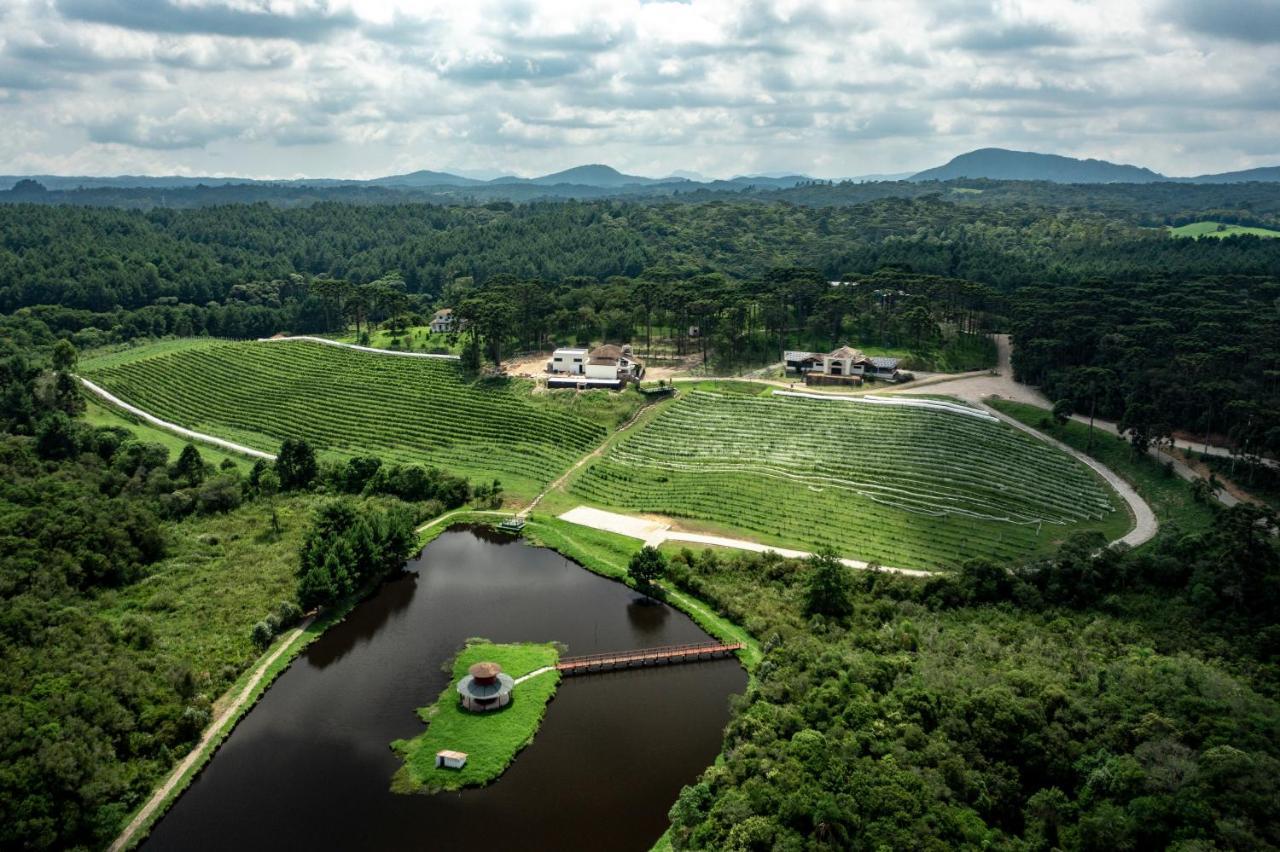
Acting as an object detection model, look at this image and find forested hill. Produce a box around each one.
[5,198,1280,315]
[7,173,1280,231]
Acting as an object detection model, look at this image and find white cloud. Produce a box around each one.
[0,0,1276,178]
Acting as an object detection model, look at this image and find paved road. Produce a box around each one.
[889,334,1244,507]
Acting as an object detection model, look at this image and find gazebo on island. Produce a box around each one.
[456,661,515,712]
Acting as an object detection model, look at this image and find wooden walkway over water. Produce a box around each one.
[556,641,743,676]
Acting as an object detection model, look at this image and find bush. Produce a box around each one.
[250,620,274,650]
[276,600,303,629]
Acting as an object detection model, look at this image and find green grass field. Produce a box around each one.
[392,642,560,793]
[83,338,631,500]
[330,325,463,355]
[1168,221,1280,239]
[568,391,1129,569]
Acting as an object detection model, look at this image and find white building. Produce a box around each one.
[429,308,455,334]
[435,750,468,769]
[549,347,589,375]
[584,344,643,381]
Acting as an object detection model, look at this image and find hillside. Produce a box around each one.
[567,390,1127,569]
[911,148,1164,183]
[81,339,624,499]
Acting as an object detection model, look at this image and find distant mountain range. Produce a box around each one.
[909,148,1280,184]
[4,150,1279,199]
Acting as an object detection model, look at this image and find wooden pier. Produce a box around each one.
[556,641,743,676]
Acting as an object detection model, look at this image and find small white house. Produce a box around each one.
[429,308,455,334]
[549,347,589,375]
[435,749,468,770]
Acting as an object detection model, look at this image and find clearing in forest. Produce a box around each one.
[567,391,1129,569]
[82,339,622,499]
[1167,221,1280,239]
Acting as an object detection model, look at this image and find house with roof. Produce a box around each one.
[784,345,900,385]
[429,308,455,334]
[547,343,644,389]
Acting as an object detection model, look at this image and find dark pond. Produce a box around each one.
[143,526,746,852]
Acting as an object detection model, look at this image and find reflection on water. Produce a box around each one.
[143,527,745,852]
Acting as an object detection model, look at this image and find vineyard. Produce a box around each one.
[569,391,1128,569]
[83,339,609,498]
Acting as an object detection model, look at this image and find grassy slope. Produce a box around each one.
[330,325,464,355]
[988,399,1217,537]
[82,338,625,502]
[1168,221,1280,239]
[83,399,254,472]
[565,392,1129,570]
[392,642,560,793]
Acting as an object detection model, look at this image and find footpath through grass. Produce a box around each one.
[987,399,1216,538]
[391,642,560,794]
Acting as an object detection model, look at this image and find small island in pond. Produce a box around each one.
[391,641,561,794]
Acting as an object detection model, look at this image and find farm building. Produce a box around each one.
[435,750,468,770]
[457,661,515,712]
[429,308,455,334]
[784,346,900,384]
[549,347,589,375]
[547,344,644,390]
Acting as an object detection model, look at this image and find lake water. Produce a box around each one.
[143,526,746,851]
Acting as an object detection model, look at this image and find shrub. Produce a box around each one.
[250,620,274,650]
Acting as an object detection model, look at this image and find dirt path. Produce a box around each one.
[888,335,1247,507]
[521,402,651,517]
[513,666,556,685]
[557,506,934,577]
[258,335,460,361]
[77,376,276,461]
[109,617,315,852]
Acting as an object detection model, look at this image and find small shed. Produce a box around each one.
[435,749,468,770]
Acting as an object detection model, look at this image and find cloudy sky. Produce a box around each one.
[1,0,1278,179]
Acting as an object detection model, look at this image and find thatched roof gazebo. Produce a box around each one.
[456,661,515,712]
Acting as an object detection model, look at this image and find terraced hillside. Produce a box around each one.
[569,391,1128,569]
[84,340,608,498]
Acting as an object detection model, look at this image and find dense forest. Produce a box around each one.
[1013,276,1280,460]
[663,520,1280,850]
[7,175,1280,231]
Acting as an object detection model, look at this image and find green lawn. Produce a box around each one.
[392,642,560,793]
[987,399,1217,538]
[82,338,622,501]
[330,325,463,355]
[1167,221,1280,239]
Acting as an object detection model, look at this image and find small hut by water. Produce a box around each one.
[456,661,515,712]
